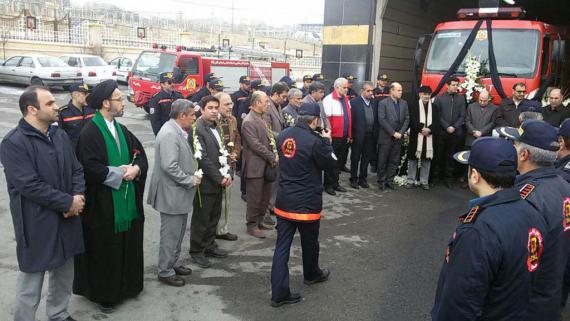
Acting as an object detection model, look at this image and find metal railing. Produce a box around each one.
[0,16,88,45]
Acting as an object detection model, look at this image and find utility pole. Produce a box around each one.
[231,0,234,34]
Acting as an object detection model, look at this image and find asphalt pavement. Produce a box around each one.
[0,83,567,321]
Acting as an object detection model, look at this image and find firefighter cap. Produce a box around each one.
[69,82,91,93]
[312,73,324,81]
[159,72,174,83]
[303,74,313,82]
[239,75,251,84]
[377,74,389,81]
[342,73,358,83]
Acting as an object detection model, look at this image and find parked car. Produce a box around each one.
[108,56,133,84]
[0,55,82,87]
[59,54,117,85]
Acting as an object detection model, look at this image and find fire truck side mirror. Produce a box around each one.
[553,40,566,63]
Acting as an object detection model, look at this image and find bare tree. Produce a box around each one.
[0,25,11,61]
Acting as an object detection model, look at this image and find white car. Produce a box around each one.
[108,56,133,84]
[0,55,82,87]
[59,54,117,85]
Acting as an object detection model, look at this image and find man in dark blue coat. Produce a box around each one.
[503,120,570,320]
[270,103,336,307]
[148,72,183,136]
[432,137,548,320]
[556,118,570,309]
[58,82,95,148]
[349,81,377,188]
[0,86,85,321]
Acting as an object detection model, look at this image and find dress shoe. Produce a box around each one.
[335,185,347,193]
[404,183,413,189]
[259,222,274,230]
[263,214,276,225]
[247,227,266,238]
[350,181,360,189]
[359,181,369,188]
[304,268,330,285]
[378,183,385,191]
[422,184,430,191]
[325,187,336,196]
[341,166,350,172]
[386,183,395,190]
[205,248,228,258]
[158,275,185,287]
[173,265,193,275]
[98,303,115,314]
[216,233,238,241]
[191,255,212,268]
[271,293,302,307]
[241,194,247,202]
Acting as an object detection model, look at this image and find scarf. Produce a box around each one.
[416,99,434,160]
[92,111,138,233]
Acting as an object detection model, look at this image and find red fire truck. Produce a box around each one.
[415,5,567,104]
[128,44,290,111]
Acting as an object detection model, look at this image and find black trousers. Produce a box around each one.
[377,141,402,185]
[324,137,349,188]
[190,190,223,255]
[350,133,376,183]
[271,217,321,301]
[434,134,462,181]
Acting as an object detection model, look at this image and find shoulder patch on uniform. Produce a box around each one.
[461,206,480,224]
[519,184,536,199]
[563,198,570,232]
[565,162,570,171]
[527,227,543,272]
[281,138,297,158]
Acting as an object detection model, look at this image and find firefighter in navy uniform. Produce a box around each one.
[432,137,548,321]
[231,75,250,119]
[555,118,570,309]
[148,72,183,136]
[373,74,390,101]
[342,73,358,100]
[270,102,336,307]
[301,75,313,97]
[58,82,95,147]
[189,72,218,103]
[500,120,570,320]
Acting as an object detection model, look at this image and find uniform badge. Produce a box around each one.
[527,227,543,272]
[462,206,480,224]
[241,113,246,119]
[445,232,457,263]
[519,184,535,200]
[563,198,570,232]
[281,138,297,158]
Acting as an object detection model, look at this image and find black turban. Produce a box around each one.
[87,79,118,110]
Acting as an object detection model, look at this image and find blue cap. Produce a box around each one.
[299,102,321,117]
[303,74,313,81]
[239,75,250,84]
[312,73,324,81]
[250,79,264,90]
[453,137,517,174]
[69,82,91,93]
[279,76,295,87]
[209,79,227,91]
[560,119,570,138]
[204,72,219,83]
[499,120,559,151]
[342,73,357,83]
[159,72,174,83]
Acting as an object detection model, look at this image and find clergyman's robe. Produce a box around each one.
[73,119,148,304]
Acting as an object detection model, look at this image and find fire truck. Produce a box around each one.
[128,44,290,111]
[414,4,568,104]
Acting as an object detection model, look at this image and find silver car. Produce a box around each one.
[0,55,83,87]
[108,56,133,84]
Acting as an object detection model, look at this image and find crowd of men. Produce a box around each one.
[2,67,570,320]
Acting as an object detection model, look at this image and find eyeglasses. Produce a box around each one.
[515,90,526,94]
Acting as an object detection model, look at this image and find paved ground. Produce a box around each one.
[0,84,568,321]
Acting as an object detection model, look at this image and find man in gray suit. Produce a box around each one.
[465,91,497,148]
[147,99,201,287]
[377,83,410,190]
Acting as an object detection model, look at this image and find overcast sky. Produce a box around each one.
[71,0,325,26]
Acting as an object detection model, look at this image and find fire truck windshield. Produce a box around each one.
[425,29,540,78]
[131,51,177,81]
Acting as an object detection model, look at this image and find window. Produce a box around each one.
[131,51,177,82]
[37,57,69,68]
[123,58,132,67]
[425,29,540,78]
[82,56,107,67]
[179,56,199,75]
[540,37,550,76]
[19,57,34,68]
[66,57,79,67]
[4,57,21,67]
[109,58,119,66]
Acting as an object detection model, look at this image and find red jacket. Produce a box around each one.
[322,91,352,139]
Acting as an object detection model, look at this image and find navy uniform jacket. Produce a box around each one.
[556,155,570,182]
[555,154,570,306]
[231,89,249,119]
[515,167,570,320]
[346,87,358,100]
[57,100,95,148]
[235,96,251,133]
[275,123,336,220]
[432,188,548,321]
[189,86,210,103]
[148,89,183,136]
[373,86,390,101]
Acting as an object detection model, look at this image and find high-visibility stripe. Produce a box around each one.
[158,99,173,104]
[62,114,94,122]
[237,97,248,101]
[322,25,369,45]
[274,207,321,221]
